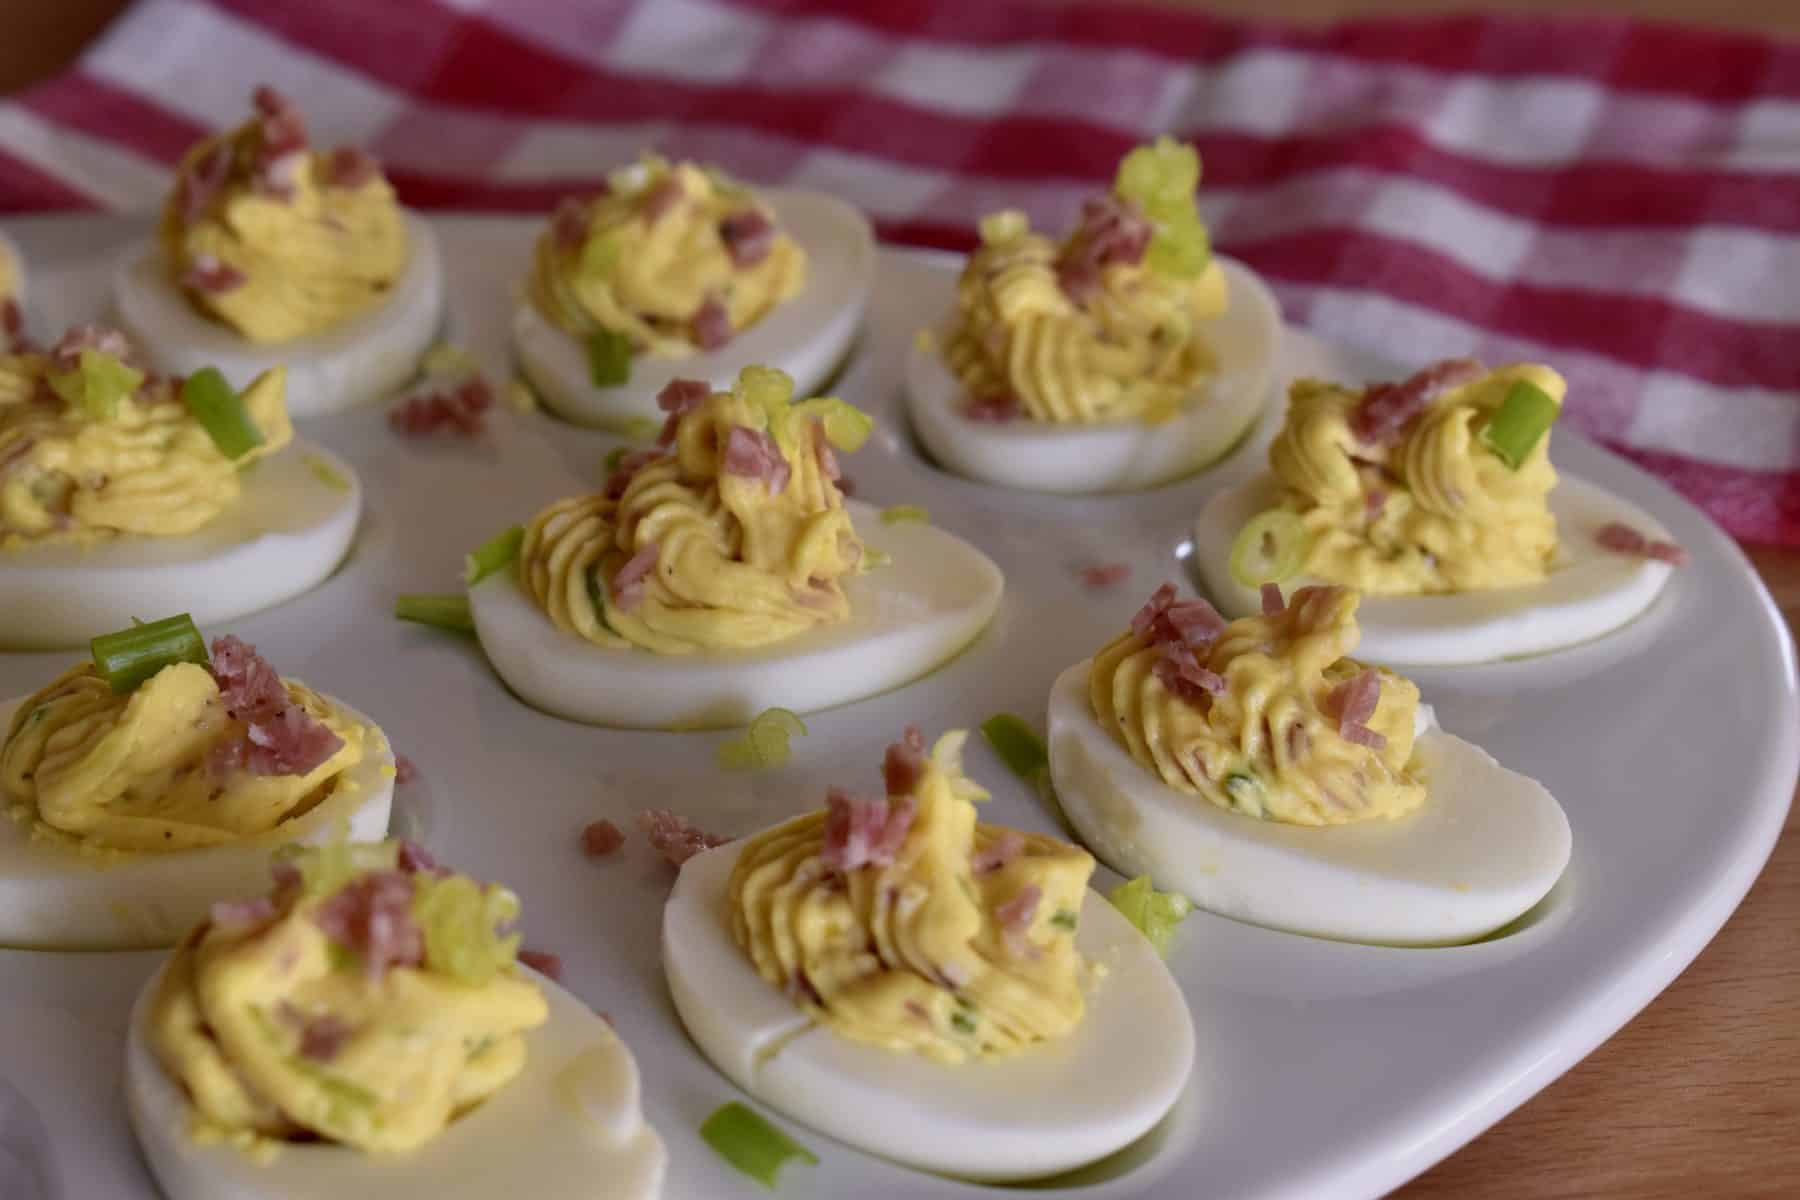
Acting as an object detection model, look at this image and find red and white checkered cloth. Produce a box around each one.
[2,0,1796,544]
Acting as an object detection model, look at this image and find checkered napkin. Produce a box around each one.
[1,0,1796,545]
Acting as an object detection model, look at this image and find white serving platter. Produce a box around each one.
[0,213,1792,1200]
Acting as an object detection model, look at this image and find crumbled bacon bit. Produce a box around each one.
[972,830,1025,875]
[1261,583,1285,615]
[1350,358,1484,446]
[1132,583,1226,654]
[821,787,917,873]
[719,209,775,268]
[1325,668,1381,729]
[1152,641,1226,701]
[210,635,344,776]
[312,870,424,979]
[1365,489,1388,521]
[1596,521,1687,567]
[811,420,840,482]
[881,726,927,797]
[324,146,379,189]
[180,141,234,223]
[640,175,684,223]
[994,884,1042,934]
[1054,194,1150,303]
[50,324,135,372]
[394,754,419,785]
[721,426,790,494]
[182,254,247,295]
[690,295,732,351]
[388,376,494,437]
[581,819,626,858]
[964,391,1020,423]
[612,543,659,612]
[1,298,20,340]
[655,377,711,445]
[1078,563,1132,589]
[209,895,277,933]
[1341,723,1387,750]
[636,809,729,867]
[284,1007,354,1062]
[551,196,590,249]
[834,474,857,498]
[604,449,663,499]
[395,840,444,876]
[1131,583,1180,637]
[518,948,564,982]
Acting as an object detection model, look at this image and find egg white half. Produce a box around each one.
[0,442,361,650]
[663,840,1195,1182]
[1192,471,1678,665]
[512,189,875,432]
[470,502,1003,729]
[111,213,444,418]
[902,256,1281,494]
[1047,661,1570,946]
[124,960,666,1200]
[0,692,393,950]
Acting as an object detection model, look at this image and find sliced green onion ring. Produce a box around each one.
[1480,380,1560,470]
[980,714,1048,781]
[1107,875,1193,958]
[181,367,264,460]
[717,708,807,770]
[1228,509,1308,589]
[700,1102,818,1189]
[464,525,524,586]
[880,504,929,526]
[90,613,208,693]
[586,329,633,388]
[395,594,475,634]
[305,453,350,493]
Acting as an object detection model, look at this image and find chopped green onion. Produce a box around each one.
[1050,909,1079,932]
[1229,509,1309,589]
[464,525,524,586]
[412,873,521,985]
[1113,137,1210,280]
[50,348,145,422]
[395,594,474,634]
[90,613,208,693]
[1108,875,1193,958]
[420,342,481,378]
[980,714,1048,782]
[181,367,264,460]
[603,446,630,474]
[1480,380,1559,470]
[585,329,633,387]
[700,1102,817,1189]
[620,416,660,442]
[305,453,350,493]
[790,396,874,453]
[717,708,807,771]
[881,505,929,525]
[950,1009,979,1035]
[862,546,892,570]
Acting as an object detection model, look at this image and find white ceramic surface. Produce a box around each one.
[0,442,362,650]
[512,188,875,430]
[0,214,1792,1200]
[111,213,445,417]
[903,257,1280,494]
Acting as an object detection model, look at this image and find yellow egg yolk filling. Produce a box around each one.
[161,96,408,344]
[149,843,547,1154]
[729,730,1096,1064]
[0,359,292,546]
[518,366,869,655]
[0,242,19,348]
[1,660,363,852]
[1090,586,1426,826]
[1269,364,1562,595]
[527,157,807,359]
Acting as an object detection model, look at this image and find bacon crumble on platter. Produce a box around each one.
[1079,562,1132,589]
[388,375,495,437]
[1595,521,1688,567]
[581,819,626,859]
[637,809,730,868]
[393,754,419,785]
[1349,358,1485,446]
[208,635,343,777]
[964,391,1021,423]
[994,883,1044,956]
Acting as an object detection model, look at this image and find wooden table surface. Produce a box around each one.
[2,1,1796,1197]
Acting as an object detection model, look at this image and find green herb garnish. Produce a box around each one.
[717,708,807,771]
[90,613,208,693]
[51,348,144,422]
[880,504,929,526]
[1108,875,1192,958]
[1229,509,1308,588]
[700,1102,818,1189]
[464,525,524,586]
[411,873,521,985]
[1480,380,1559,470]
[1050,909,1079,932]
[585,329,633,387]
[305,453,350,492]
[395,594,475,634]
[980,714,1048,781]
[181,367,264,460]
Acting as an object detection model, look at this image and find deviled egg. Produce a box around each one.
[0,227,24,350]
[0,326,359,648]
[1048,583,1571,945]
[467,367,1002,728]
[126,840,666,1199]
[113,86,443,416]
[664,726,1194,1180]
[0,619,392,948]
[1192,360,1683,664]
[905,139,1279,493]
[512,155,873,431]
